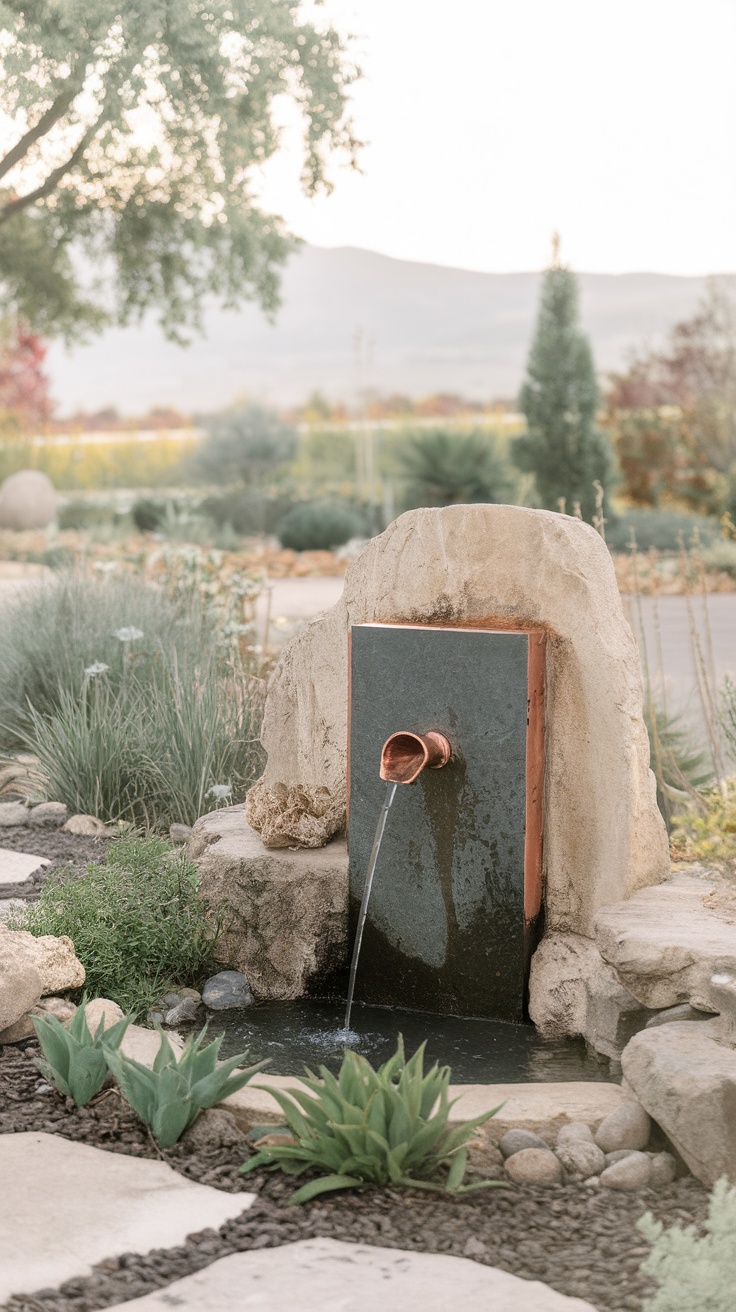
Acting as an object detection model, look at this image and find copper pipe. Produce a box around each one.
[379,730,452,784]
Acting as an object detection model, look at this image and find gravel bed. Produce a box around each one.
[0,830,112,901]
[0,1041,708,1312]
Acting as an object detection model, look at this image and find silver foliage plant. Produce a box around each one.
[639,1177,736,1311]
[105,1028,266,1147]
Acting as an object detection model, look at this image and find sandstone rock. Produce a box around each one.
[0,936,43,1031]
[192,807,348,1000]
[621,1019,736,1185]
[594,1100,651,1153]
[0,469,58,531]
[504,1147,564,1185]
[181,1108,246,1153]
[202,970,253,1010]
[84,998,124,1032]
[708,971,736,1045]
[600,1151,652,1191]
[246,779,346,850]
[555,1139,606,1177]
[0,802,29,827]
[556,1122,595,1146]
[498,1129,550,1158]
[61,814,106,836]
[27,801,68,829]
[645,1003,713,1029]
[0,1011,36,1042]
[259,505,667,935]
[37,996,76,1023]
[170,823,193,845]
[529,932,652,1056]
[595,875,736,1010]
[0,925,85,994]
[650,1152,678,1188]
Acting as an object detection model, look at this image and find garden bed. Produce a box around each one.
[0,1040,708,1312]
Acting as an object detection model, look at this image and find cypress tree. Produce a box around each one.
[513,241,613,523]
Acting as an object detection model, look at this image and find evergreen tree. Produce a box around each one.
[513,241,613,523]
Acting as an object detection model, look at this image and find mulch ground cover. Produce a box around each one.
[0,1040,708,1312]
[0,830,111,901]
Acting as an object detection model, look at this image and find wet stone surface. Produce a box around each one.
[0,1041,708,1312]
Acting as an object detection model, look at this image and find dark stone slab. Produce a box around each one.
[348,624,537,1021]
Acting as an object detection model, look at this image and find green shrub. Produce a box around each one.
[107,1027,266,1146]
[277,499,366,551]
[699,538,736,576]
[241,1037,504,1204]
[131,497,167,532]
[0,570,213,749]
[58,500,121,531]
[201,490,295,536]
[398,427,515,508]
[192,402,298,486]
[606,508,720,553]
[645,701,713,828]
[33,1003,130,1106]
[11,836,221,1013]
[639,1177,736,1311]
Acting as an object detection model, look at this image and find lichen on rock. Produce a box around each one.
[245,779,346,850]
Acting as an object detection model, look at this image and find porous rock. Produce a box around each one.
[599,1151,652,1191]
[0,801,29,827]
[259,505,667,935]
[0,923,84,995]
[246,779,346,850]
[0,937,43,1032]
[202,970,253,1011]
[504,1147,564,1185]
[84,998,124,1032]
[594,1100,651,1153]
[27,801,68,829]
[621,1018,736,1185]
[192,806,348,1000]
[61,813,106,836]
[498,1129,550,1158]
[595,874,736,1010]
[555,1139,606,1177]
[0,469,58,531]
[529,932,653,1057]
[181,1108,246,1153]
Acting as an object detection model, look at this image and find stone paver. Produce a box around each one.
[0,1133,254,1301]
[0,847,49,883]
[102,1237,599,1311]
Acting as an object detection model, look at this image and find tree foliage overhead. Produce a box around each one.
[605,280,736,513]
[0,1,359,340]
[512,249,612,522]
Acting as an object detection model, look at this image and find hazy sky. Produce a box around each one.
[255,0,736,275]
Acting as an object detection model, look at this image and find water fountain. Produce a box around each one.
[192,504,670,1079]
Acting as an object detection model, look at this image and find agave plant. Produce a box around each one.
[106,1026,267,1147]
[240,1036,505,1204]
[33,1004,131,1107]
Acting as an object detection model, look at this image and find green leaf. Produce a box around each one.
[289,1175,364,1205]
[446,1148,468,1190]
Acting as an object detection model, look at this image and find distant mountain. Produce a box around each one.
[45,245,731,415]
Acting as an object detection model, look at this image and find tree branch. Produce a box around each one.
[0,83,82,184]
[0,118,102,226]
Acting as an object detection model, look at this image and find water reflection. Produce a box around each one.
[197,1000,616,1084]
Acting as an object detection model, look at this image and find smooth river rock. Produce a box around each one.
[599,1151,652,1191]
[258,504,667,936]
[498,1129,550,1158]
[504,1147,564,1185]
[594,1100,651,1153]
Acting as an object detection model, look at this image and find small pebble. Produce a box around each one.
[498,1129,550,1158]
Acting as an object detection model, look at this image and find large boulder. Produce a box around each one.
[258,505,667,935]
[0,937,44,1031]
[0,470,57,530]
[621,1018,736,1185]
[595,874,736,1010]
[191,805,348,1000]
[529,932,655,1059]
[0,924,84,995]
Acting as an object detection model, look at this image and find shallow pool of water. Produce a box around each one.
[200,999,616,1084]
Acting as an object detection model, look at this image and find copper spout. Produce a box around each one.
[379,730,452,784]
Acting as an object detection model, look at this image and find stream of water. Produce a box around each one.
[342,779,397,1034]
